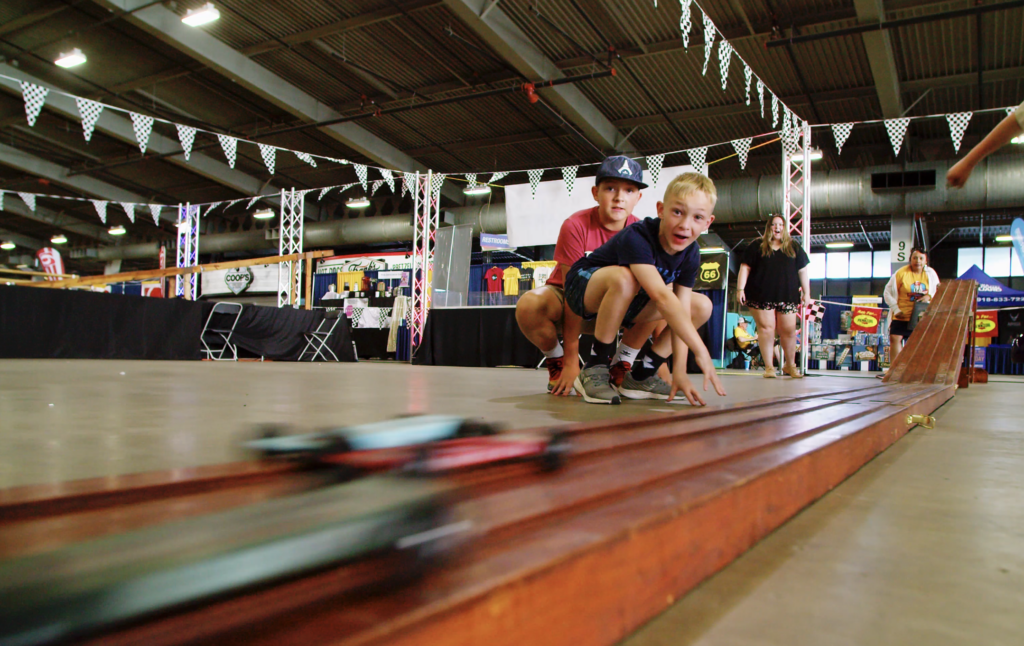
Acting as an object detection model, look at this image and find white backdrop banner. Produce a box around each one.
[202,263,278,296]
[505,165,695,248]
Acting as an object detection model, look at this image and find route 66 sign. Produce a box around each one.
[694,252,728,290]
[224,267,254,294]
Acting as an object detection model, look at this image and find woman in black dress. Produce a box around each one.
[737,216,812,378]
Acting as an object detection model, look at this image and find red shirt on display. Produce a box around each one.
[484,266,504,292]
[546,207,639,288]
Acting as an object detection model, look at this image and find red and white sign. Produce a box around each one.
[35,247,64,281]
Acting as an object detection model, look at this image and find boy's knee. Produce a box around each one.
[691,292,712,323]
[608,267,640,295]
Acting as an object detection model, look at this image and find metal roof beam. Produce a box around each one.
[854,0,904,118]
[1,193,113,242]
[0,142,148,205]
[0,227,44,251]
[443,0,633,155]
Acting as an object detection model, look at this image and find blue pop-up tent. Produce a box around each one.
[957,265,1024,307]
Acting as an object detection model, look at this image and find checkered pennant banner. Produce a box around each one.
[527,168,544,199]
[204,202,222,217]
[217,134,237,169]
[771,94,779,128]
[120,202,136,223]
[379,169,394,193]
[18,192,36,213]
[400,172,412,197]
[257,143,276,175]
[430,173,446,203]
[91,199,108,224]
[129,112,154,154]
[946,112,972,153]
[718,40,733,90]
[370,179,385,196]
[464,173,477,189]
[175,124,196,161]
[75,98,103,142]
[0,191,4,213]
[731,138,751,170]
[781,105,791,137]
[246,195,260,209]
[379,308,392,329]
[489,171,509,184]
[646,153,665,187]
[149,204,163,225]
[561,165,579,196]
[351,307,364,327]
[20,82,48,127]
[744,64,752,106]
[318,185,339,201]
[702,10,715,76]
[679,0,692,49]
[687,147,708,176]
[293,150,318,168]
[757,79,765,118]
[806,301,825,323]
[354,163,368,191]
[884,117,911,156]
[831,122,853,155]
[224,198,244,211]
[783,127,801,157]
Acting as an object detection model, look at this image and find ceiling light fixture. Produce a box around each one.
[181,2,220,26]
[1011,135,1024,145]
[346,197,371,209]
[108,225,127,236]
[176,221,191,232]
[825,241,854,249]
[51,234,67,244]
[995,234,1013,242]
[792,148,823,163]
[55,48,87,68]
[0,241,15,250]
[700,246,724,252]
[463,185,492,196]
[252,208,275,219]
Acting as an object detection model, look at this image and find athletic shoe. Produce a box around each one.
[763,367,777,379]
[546,356,565,393]
[608,360,631,388]
[781,364,803,379]
[618,372,673,400]
[573,365,621,405]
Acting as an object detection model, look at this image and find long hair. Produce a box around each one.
[759,215,796,258]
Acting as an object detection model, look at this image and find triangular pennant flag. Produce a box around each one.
[946,112,972,153]
[679,0,692,50]
[91,199,108,224]
[120,202,136,223]
[731,138,752,170]
[527,169,544,199]
[339,182,357,194]
[319,186,338,201]
[757,80,765,118]
[75,98,103,142]
[783,128,801,157]
[204,202,222,216]
[884,117,912,156]
[646,153,665,187]
[149,204,162,225]
[380,169,395,193]
[20,82,48,127]
[831,123,853,155]
[687,147,708,176]
[18,192,36,213]
[224,198,244,211]
[354,163,368,191]
[217,134,237,168]
[246,196,260,209]
[561,166,579,196]
[293,150,318,168]
[702,10,715,76]
[257,143,276,175]
[717,40,732,90]
[129,112,154,154]
[400,173,410,198]
[0,191,4,213]
[771,94,779,128]
[781,105,791,137]
[744,65,752,106]
[465,173,477,189]
[175,124,196,161]
[430,173,446,203]
[489,171,509,184]
[371,179,385,196]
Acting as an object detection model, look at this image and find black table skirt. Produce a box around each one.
[0,285,354,361]
[413,307,542,368]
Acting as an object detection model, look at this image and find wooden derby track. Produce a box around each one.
[0,281,978,646]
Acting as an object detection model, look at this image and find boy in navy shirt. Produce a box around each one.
[565,172,727,405]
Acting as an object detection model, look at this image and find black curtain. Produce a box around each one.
[414,308,542,367]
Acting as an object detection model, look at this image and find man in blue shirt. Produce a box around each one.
[565,173,727,405]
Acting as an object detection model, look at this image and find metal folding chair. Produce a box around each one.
[200,302,242,361]
[299,310,342,361]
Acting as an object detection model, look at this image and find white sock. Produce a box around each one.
[542,342,564,360]
[613,343,641,365]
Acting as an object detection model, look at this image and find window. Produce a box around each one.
[957,247,984,277]
[826,252,849,280]
[809,253,826,280]
[985,247,1011,278]
[873,251,891,278]
[849,251,873,278]
[1013,247,1023,278]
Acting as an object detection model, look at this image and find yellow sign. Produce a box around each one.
[975,318,996,334]
[853,313,879,328]
[700,261,720,283]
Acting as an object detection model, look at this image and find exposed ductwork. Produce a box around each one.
[77,157,1023,260]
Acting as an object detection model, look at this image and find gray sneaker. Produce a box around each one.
[619,372,673,400]
[573,365,621,405]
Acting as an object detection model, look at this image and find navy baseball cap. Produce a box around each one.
[594,155,648,189]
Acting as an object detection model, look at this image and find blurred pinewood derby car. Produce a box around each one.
[247,415,569,473]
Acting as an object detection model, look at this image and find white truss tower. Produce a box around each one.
[411,171,438,357]
[782,121,813,374]
[175,203,200,300]
[277,188,304,308]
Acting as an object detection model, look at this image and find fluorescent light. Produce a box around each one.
[701,246,724,252]
[825,241,854,249]
[51,234,67,244]
[181,2,220,26]
[792,149,823,162]
[109,225,127,236]
[0,241,15,250]
[463,185,491,196]
[995,234,1013,242]
[176,221,191,232]
[55,48,86,68]
[346,197,371,209]
[1012,135,1024,145]
[253,208,275,219]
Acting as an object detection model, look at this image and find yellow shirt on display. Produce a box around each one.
[502,266,521,296]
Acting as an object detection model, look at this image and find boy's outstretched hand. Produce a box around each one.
[668,374,704,406]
